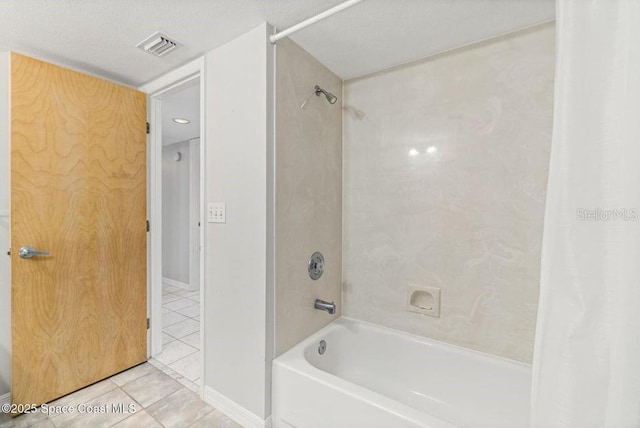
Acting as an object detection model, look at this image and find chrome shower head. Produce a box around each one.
[315,85,338,105]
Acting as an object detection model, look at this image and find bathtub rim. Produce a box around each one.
[277,316,532,369]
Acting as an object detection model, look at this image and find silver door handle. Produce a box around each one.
[18,246,50,259]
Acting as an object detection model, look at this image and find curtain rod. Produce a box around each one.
[269,0,365,44]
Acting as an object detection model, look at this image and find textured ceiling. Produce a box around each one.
[290,0,556,80]
[0,0,346,87]
[0,0,555,88]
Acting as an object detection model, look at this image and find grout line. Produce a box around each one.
[166,351,202,385]
[117,386,144,411]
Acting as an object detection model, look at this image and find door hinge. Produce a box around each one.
[7,249,10,256]
[146,220,150,232]
[146,122,150,134]
[147,318,150,329]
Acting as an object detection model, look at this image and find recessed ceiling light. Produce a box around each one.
[172,118,190,124]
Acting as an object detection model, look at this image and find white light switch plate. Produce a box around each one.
[208,203,226,223]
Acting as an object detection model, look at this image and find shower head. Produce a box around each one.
[315,85,338,105]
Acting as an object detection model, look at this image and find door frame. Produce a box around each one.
[140,57,206,396]
[189,138,201,291]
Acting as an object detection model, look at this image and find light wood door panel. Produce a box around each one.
[10,52,147,406]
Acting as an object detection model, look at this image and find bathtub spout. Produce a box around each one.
[314,299,336,314]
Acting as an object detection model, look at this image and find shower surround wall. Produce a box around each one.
[275,39,342,355]
[343,23,555,363]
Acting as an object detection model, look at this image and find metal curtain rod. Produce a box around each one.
[269,0,365,44]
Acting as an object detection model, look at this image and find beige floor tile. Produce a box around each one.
[156,365,179,379]
[189,409,243,428]
[183,291,200,300]
[121,370,182,408]
[110,363,157,387]
[177,377,200,393]
[147,358,165,370]
[175,303,200,319]
[163,319,199,339]
[29,419,55,428]
[163,298,196,312]
[155,341,198,366]
[51,388,137,428]
[180,331,200,349]
[48,379,118,410]
[162,284,182,293]
[162,311,189,328]
[168,352,200,382]
[161,294,182,304]
[162,332,176,345]
[0,412,11,427]
[0,407,48,428]
[112,410,162,428]
[146,388,213,428]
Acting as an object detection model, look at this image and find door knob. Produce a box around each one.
[18,246,50,259]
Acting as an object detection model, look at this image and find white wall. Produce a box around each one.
[0,52,10,396]
[204,23,274,420]
[162,141,192,286]
[343,23,555,363]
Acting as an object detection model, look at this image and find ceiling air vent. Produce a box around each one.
[137,32,181,57]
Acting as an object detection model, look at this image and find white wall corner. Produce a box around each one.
[204,387,272,428]
[203,21,272,418]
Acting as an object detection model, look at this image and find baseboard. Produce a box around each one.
[204,386,272,428]
[161,277,194,291]
[0,392,10,406]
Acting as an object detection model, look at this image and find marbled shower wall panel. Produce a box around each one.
[343,23,555,363]
[275,39,343,355]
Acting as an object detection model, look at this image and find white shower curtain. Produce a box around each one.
[531,0,640,426]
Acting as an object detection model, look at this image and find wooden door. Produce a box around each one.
[10,53,147,406]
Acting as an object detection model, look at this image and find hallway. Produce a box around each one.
[153,282,202,391]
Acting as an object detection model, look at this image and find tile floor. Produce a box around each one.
[0,362,241,428]
[155,283,201,391]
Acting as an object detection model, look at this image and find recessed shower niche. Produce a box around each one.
[407,286,441,318]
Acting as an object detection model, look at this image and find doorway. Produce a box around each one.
[147,72,204,393]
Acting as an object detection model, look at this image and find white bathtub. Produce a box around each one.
[272,317,531,428]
